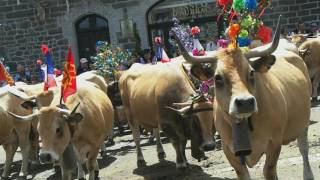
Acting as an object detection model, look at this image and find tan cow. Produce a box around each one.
[8,82,114,180]
[0,83,39,178]
[174,16,314,180]
[298,38,320,101]
[118,60,215,169]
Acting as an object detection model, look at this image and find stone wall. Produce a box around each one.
[0,0,319,76]
[0,0,158,74]
[263,0,320,30]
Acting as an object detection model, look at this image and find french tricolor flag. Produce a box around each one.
[41,44,57,90]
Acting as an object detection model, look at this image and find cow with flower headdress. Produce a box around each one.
[174,13,314,179]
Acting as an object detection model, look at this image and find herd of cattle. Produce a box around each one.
[1,17,320,180]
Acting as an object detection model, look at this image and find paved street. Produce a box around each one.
[1,104,320,180]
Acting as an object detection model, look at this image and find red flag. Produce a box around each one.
[61,47,77,102]
[0,63,14,86]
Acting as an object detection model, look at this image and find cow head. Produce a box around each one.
[107,81,122,106]
[174,15,281,125]
[289,34,308,47]
[7,103,82,164]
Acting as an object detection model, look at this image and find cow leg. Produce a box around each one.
[223,144,250,180]
[1,142,18,178]
[86,158,99,180]
[15,125,31,177]
[297,127,314,180]
[129,121,146,167]
[77,161,85,180]
[263,141,281,180]
[172,140,187,170]
[60,165,72,180]
[100,141,106,157]
[154,128,166,161]
[181,139,188,166]
[311,75,319,100]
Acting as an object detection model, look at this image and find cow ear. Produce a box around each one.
[21,101,37,110]
[67,113,83,123]
[190,64,213,81]
[249,55,276,73]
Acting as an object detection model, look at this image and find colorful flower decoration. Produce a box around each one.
[216,0,272,48]
[191,26,201,36]
[245,0,257,11]
[191,26,206,56]
[154,36,162,44]
[92,41,131,79]
[217,39,230,48]
[257,25,272,44]
[232,0,245,12]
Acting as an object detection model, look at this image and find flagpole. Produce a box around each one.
[60,89,63,105]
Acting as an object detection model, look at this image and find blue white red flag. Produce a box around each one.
[41,44,57,90]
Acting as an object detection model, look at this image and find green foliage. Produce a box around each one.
[91,41,131,80]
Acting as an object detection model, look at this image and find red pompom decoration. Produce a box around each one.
[228,23,240,38]
[191,26,201,35]
[257,25,272,44]
[154,36,162,44]
[218,0,233,6]
[41,44,49,54]
[36,59,43,65]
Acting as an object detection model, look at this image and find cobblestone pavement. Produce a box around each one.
[1,105,320,180]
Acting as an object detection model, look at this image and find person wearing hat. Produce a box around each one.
[77,58,91,75]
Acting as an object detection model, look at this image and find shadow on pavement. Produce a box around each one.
[133,160,234,180]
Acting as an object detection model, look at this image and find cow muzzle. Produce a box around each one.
[229,95,257,119]
[39,150,59,164]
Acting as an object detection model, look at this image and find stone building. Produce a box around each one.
[0,0,319,74]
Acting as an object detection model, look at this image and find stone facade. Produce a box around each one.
[0,0,319,75]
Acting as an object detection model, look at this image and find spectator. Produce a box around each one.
[294,21,313,36]
[139,49,157,64]
[77,58,91,75]
[14,64,31,84]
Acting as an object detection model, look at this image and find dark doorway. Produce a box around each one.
[76,14,110,62]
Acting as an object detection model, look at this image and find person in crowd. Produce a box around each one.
[206,36,218,51]
[139,49,157,64]
[294,21,313,36]
[77,58,91,75]
[14,64,32,84]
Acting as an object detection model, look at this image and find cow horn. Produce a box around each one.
[172,31,218,64]
[8,88,36,101]
[173,102,193,107]
[70,102,80,114]
[245,15,282,59]
[165,106,191,115]
[58,102,80,116]
[7,110,39,121]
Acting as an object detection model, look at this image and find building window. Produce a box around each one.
[75,14,110,62]
[147,0,223,58]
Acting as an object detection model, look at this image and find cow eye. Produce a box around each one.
[214,74,224,87]
[56,127,63,136]
[249,70,255,83]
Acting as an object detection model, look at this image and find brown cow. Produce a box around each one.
[118,60,215,169]
[174,16,314,180]
[8,82,114,180]
[298,38,320,101]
